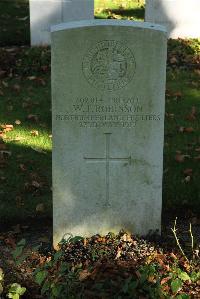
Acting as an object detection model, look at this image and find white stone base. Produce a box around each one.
[30,0,94,45]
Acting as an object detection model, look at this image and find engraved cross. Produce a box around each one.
[84,133,131,206]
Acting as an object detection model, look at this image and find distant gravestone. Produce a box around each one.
[29,0,94,45]
[145,0,200,38]
[51,20,167,246]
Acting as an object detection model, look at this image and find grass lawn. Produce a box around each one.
[0,41,200,225]
[0,47,52,223]
[0,1,199,224]
[164,69,200,211]
[95,0,145,20]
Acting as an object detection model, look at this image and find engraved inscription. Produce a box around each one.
[55,95,162,128]
[55,113,161,128]
[84,133,131,206]
[82,40,136,91]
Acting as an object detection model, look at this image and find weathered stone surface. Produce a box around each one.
[51,20,167,246]
[145,0,200,38]
[29,0,94,45]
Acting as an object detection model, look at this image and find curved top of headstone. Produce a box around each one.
[51,19,167,33]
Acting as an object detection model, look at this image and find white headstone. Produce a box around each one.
[51,20,167,246]
[29,0,94,45]
[145,0,200,38]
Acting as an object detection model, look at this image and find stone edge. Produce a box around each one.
[51,19,167,33]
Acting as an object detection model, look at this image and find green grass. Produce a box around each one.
[0,66,52,222]
[0,40,200,224]
[0,2,199,223]
[95,0,145,20]
[164,69,200,212]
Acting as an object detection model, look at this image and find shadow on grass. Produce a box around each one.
[0,0,30,46]
[168,38,200,56]
[0,141,52,226]
[0,47,51,77]
[167,38,200,69]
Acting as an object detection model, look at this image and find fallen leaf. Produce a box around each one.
[27,114,38,122]
[170,252,178,259]
[79,270,91,281]
[17,16,28,21]
[186,114,196,121]
[194,69,200,76]
[36,203,45,213]
[27,76,36,81]
[36,77,46,86]
[121,233,132,242]
[157,257,165,267]
[161,284,170,292]
[12,84,21,93]
[15,119,21,125]
[170,56,178,64]
[0,144,7,150]
[1,124,13,132]
[175,154,190,163]
[19,164,26,171]
[15,196,24,207]
[32,181,40,188]
[183,176,191,183]
[194,155,200,161]
[41,65,48,72]
[184,127,195,133]
[5,48,16,52]
[2,81,8,88]
[183,168,193,175]
[178,126,185,133]
[31,146,46,154]
[30,130,39,136]
[24,182,30,190]
[83,238,87,247]
[173,91,182,98]
[115,249,122,259]
[4,237,16,249]
[148,275,156,283]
